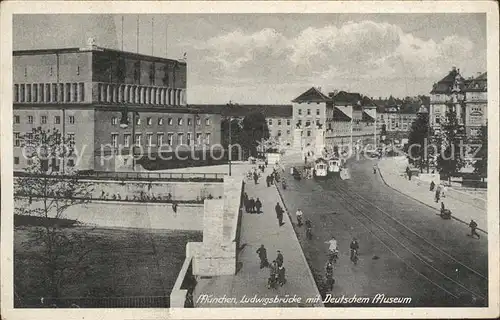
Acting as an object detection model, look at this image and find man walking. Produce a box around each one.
[277,263,286,286]
[325,261,335,291]
[266,175,271,187]
[275,202,284,226]
[469,219,480,239]
[276,250,284,267]
[255,198,262,214]
[296,208,304,226]
[256,244,268,269]
[253,171,259,185]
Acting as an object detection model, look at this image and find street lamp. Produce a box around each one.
[417,105,429,173]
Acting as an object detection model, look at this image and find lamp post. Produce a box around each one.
[225,102,234,176]
[417,105,429,173]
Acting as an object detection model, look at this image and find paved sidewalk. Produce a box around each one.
[192,165,322,308]
[377,157,488,233]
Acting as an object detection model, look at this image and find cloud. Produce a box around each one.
[185,20,483,98]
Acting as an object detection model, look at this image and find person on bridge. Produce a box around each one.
[373,165,377,174]
[469,219,480,239]
[275,202,284,226]
[268,260,278,289]
[325,261,335,291]
[296,209,304,227]
[256,244,268,269]
[276,250,284,267]
[430,180,436,191]
[325,236,338,261]
[255,198,262,214]
[350,238,360,261]
[277,264,286,286]
[249,198,255,213]
[253,171,259,185]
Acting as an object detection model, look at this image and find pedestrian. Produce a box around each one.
[441,185,447,198]
[270,173,275,185]
[265,159,268,168]
[275,202,284,226]
[255,198,262,214]
[290,167,294,175]
[408,170,412,181]
[296,208,304,226]
[256,244,268,269]
[430,180,435,191]
[469,219,480,239]
[276,250,284,267]
[435,184,441,203]
[277,264,286,286]
[172,202,178,213]
[261,165,265,173]
[243,192,249,203]
[249,198,255,213]
[405,166,410,179]
[266,175,271,187]
[253,171,258,185]
[268,260,278,289]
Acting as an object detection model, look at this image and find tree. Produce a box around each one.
[241,112,270,157]
[473,124,488,180]
[436,107,464,181]
[406,113,429,170]
[14,127,95,301]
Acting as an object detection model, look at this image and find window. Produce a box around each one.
[124,134,131,147]
[14,157,19,165]
[26,84,32,102]
[269,119,273,125]
[20,84,25,102]
[41,116,47,124]
[55,116,61,124]
[307,109,311,115]
[278,119,282,126]
[187,118,192,126]
[147,117,152,126]
[305,120,311,127]
[136,117,141,125]
[27,158,33,166]
[14,85,19,102]
[435,118,440,124]
[297,120,302,126]
[286,130,290,135]
[14,115,20,124]
[67,159,75,167]
[287,119,291,126]
[178,133,184,145]
[157,133,164,146]
[316,109,320,116]
[205,133,211,145]
[187,133,192,146]
[205,118,211,125]
[307,131,311,137]
[27,116,33,124]
[277,130,282,137]
[135,134,142,146]
[111,134,119,148]
[33,85,38,102]
[196,117,201,125]
[298,109,302,116]
[167,118,173,125]
[178,118,183,125]
[69,116,75,124]
[14,132,20,147]
[111,117,117,125]
[158,118,163,125]
[196,133,202,145]
[147,133,153,147]
[68,133,75,146]
[65,83,71,102]
[167,133,173,145]
[316,120,320,126]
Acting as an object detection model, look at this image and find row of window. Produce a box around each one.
[275,129,291,137]
[110,132,211,148]
[14,114,75,125]
[13,156,75,167]
[14,83,85,103]
[297,108,321,116]
[96,83,185,105]
[296,120,322,127]
[14,132,75,147]
[268,119,291,126]
[111,116,210,127]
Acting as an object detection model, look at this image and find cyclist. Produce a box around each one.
[325,236,338,262]
[350,237,359,263]
[373,165,377,174]
[296,209,304,227]
[325,260,335,291]
[305,219,312,240]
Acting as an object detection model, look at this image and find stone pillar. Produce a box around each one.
[203,199,225,246]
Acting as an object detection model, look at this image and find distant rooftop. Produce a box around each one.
[190,104,293,118]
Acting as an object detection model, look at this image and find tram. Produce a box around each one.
[313,158,329,178]
[327,158,341,174]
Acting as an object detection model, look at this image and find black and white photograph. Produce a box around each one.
[1,1,498,319]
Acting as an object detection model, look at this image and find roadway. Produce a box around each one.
[278,157,488,307]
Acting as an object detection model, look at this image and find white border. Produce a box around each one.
[1,1,499,319]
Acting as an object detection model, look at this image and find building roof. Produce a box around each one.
[465,72,487,92]
[362,111,375,122]
[332,107,351,121]
[331,91,363,105]
[430,67,468,94]
[292,87,331,103]
[190,104,293,118]
[13,46,186,65]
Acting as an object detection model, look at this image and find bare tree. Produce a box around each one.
[14,127,96,302]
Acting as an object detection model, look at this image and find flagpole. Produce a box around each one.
[151,17,154,55]
[136,15,139,53]
[121,16,124,51]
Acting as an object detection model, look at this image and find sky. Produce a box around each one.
[14,14,487,104]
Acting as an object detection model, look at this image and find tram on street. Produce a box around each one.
[327,157,341,174]
[313,158,329,178]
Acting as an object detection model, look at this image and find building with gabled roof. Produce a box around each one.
[464,72,487,139]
